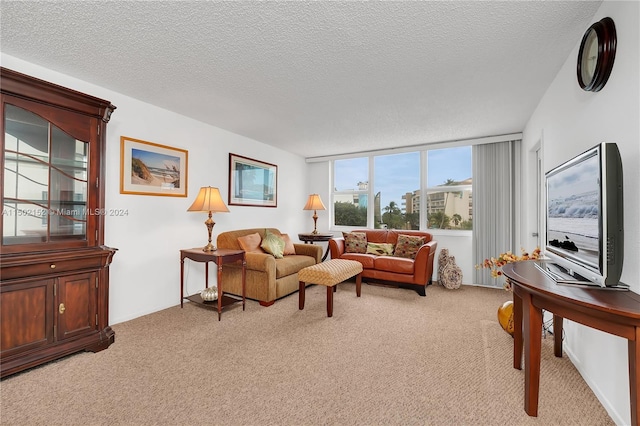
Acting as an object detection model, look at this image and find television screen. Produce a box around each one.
[544,142,624,288]
[546,150,599,271]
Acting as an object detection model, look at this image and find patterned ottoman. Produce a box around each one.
[298,259,363,317]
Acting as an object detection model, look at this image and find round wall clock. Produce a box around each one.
[577,17,617,92]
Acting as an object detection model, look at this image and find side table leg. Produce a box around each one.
[553,315,564,357]
[524,292,543,417]
[299,281,305,310]
[217,262,222,321]
[180,257,185,308]
[629,328,639,426]
[242,259,246,311]
[513,290,523,370]
[322,246,330,262]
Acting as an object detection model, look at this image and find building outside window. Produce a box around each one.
[332,146,472,231]
[425,147,472,230]
[333,158,368,227]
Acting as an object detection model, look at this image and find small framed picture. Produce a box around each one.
[120,136,188,197]
[229,153,277,207]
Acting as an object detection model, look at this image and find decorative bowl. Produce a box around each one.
[200,287,218,301]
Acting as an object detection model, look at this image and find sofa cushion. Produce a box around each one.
[339,253,376,269]
[275,255,317,279]
[261,229,285,259]
[374,256,414,275]
[281,233,297,255]
[393,234,425,259]
[366,242,394,256]
[360,229,390,244]
[344,232,367,253]
[238,233,265,254]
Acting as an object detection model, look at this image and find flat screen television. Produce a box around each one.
[542,142,624,288]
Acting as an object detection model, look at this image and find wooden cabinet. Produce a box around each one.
[0,67,117,378]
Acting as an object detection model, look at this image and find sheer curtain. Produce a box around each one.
[472,140,520,287]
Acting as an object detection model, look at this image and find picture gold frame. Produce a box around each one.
[120,136,188,197]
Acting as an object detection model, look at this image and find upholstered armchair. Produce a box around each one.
[216,228,322,306]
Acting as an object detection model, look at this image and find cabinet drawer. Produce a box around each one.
[0,251,107,281]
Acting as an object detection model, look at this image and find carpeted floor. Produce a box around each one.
[0,282,614,425]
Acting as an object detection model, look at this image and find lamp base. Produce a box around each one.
[202,213,216,252]
[202,243,217,252]
[311,211,319,234]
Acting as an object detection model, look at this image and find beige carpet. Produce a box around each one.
[0,282,614,425]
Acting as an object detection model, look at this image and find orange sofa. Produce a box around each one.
[328,230,437,296]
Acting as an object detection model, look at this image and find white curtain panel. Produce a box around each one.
[472,140,520,287]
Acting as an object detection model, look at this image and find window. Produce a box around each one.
[426,147,472,230]
[374,152,420,230]
[332,146,472,231]
[333,158,368,227]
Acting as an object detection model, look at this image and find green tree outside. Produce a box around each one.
[334,201,367,226]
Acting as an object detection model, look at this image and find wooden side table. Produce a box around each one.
[180,248,246,321]
[298,233,334,261]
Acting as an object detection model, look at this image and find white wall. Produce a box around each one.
[1,54,310,325]
[521,2,639,424]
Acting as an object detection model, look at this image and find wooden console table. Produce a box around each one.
[180,248,246,321]
[503,261,640,425]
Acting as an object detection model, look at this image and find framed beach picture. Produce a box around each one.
[228,153,277,207]
[120,136,188,197]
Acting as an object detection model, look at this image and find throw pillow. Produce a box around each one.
[393,234,425,259]
[237,232,265,254]
[344,232,367,254]
[366,242,394,256]
[261,229,285,259]
[281,233,296,255]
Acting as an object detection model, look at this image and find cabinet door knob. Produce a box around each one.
[59,303,66,314]
[50,264,56,269]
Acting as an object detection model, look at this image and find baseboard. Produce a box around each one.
[563,343,627,426]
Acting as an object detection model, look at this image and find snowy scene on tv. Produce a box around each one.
[546,154,599,266]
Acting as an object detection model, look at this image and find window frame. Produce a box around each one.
[330,147,473,234]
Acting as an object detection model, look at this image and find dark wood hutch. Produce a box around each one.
[1,68,117,378]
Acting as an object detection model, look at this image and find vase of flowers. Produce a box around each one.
[476,247,541,335]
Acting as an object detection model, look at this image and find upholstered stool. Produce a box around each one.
[298,259,363,317]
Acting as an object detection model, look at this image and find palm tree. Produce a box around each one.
[428,212,450,229]
[383,201,401,214]
[382,201,404,229]
[452,214,462,227]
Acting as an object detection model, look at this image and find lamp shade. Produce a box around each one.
[303,194,326,211]
[187,187,230,213]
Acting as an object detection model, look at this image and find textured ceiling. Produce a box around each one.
[0,1,602,158]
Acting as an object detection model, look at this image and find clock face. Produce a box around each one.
[577,17,616,92]
[580,29,599,85]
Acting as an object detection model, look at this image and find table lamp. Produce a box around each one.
[303,194,326,234]
[188,186,230,251]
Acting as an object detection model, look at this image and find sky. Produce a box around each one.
[547,152,598,200]
[132,148,180,171]
[334,146,472,209]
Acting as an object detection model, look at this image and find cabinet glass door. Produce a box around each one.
[3,104,88,245]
